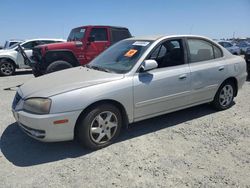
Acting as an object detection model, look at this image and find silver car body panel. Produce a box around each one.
[13,35,247,142]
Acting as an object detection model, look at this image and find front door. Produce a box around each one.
[133,39,191,120]
[84,28,110,63]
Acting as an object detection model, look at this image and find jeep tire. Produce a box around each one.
[46,60,73,74]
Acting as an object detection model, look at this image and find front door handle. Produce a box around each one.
[219,66,224,71]
[179,74,187,80]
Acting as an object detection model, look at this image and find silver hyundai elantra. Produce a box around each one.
[12,35,247,149]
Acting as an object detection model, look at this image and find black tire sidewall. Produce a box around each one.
[213,81,236,110]
[46,61,72,74]
[76,104,122,150]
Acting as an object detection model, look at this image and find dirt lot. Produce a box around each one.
[0,70,250,188]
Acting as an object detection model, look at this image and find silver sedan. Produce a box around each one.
[12,35,247,149]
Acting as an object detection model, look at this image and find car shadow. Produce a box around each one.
[14,70,32,75]
[1,104,218,167]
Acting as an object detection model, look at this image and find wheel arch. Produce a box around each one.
[0,57,17,68]
[74,99,129,137]
[44,50,79,67]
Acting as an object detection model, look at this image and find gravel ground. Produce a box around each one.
[0,70,250,188]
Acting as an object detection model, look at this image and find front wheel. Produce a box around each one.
[0,61,15,76]
[76,104,122,150]
[212,81,236,110]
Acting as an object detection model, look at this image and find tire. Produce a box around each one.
[212,81,236,110]
[0,61,15,76]
[46,60,73,74]
[76,104,122,150]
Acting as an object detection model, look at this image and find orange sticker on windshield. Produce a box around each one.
[124,49,138,57]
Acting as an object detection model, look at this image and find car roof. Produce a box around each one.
[21,38,66,43]
[126,35,215,41]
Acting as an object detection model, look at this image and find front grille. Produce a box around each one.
[12,92,22,109]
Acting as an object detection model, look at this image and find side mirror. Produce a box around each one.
[140,60,158,72]
[88,36,95,43]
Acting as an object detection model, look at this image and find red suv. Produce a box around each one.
[32,25,132,76]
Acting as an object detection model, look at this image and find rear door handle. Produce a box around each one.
[219,66,224,71]
[179,74,187,80]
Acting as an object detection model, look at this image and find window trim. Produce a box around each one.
[184,37,224,64]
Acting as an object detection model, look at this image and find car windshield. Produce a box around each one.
[8,42,22,49]
[89,40,153,74]
[67,28,85,41]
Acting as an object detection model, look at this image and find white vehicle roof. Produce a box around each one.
[21,38,66,43]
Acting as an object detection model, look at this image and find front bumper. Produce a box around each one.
[12,109,82,142]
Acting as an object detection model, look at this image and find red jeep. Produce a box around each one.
[32,25,132,76]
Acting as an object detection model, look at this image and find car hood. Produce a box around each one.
[19,67,124,98]
[0,49,15,54]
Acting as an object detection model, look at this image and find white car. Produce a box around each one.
[0,38,66,76]
[218,41,241,55]
[12,35,247,149]
[2,39,24,49]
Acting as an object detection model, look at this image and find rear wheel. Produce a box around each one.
[0,61,15,76]
[76,104,122,150]
[46,60,73,74]
[212,81,236,110]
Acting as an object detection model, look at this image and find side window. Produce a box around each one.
[187,39,222,63]
[214,45,223,58]
[110,29,131,44]
[22,41,38,49]
[90,28,108,41]
[148,39,185,68]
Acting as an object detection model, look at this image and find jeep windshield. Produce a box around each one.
[67,28,85,42]
[88,40,152,74]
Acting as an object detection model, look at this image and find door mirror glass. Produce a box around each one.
[140,60,158,72]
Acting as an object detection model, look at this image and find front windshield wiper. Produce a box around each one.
[83,64,111,73]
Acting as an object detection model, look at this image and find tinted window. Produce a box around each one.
[149,39,185,68]
[110,28,131,44]
[90,28,108,41]
[39,40,58,45]
[187,39,222,63]
[22,41,39,49]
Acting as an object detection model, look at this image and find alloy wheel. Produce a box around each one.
[219,84,234,107]
[90,111,118,144]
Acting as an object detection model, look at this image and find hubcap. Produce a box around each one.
[1,62,14,75]
[90,111,118,144]
[219,84,233,107]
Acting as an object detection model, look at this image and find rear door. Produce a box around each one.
[84,27,110,62]
[186,38,226,103]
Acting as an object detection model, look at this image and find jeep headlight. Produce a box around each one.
[23,98,51,114]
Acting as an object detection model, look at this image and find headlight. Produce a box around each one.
[23,98,51,114]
